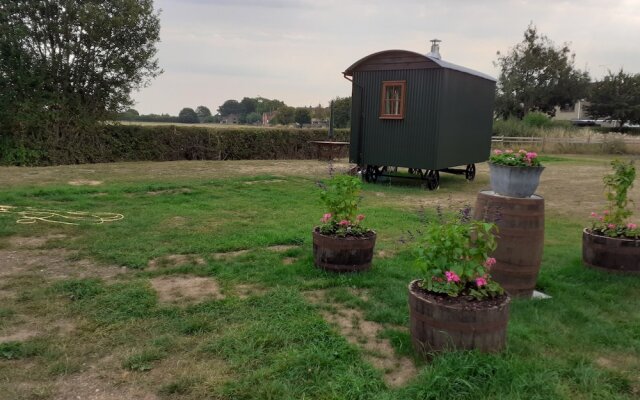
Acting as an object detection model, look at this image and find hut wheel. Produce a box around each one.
[465,164,476,181]
[426,170,440,190]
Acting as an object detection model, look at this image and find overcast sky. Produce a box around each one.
[132,0,640,115]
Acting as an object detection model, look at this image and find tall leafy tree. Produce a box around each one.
[178,107,199,123]
[273,106,295,125]
[587,70,640,127]
[240,97,258,114]
[294,108,311,126]
[217,99,245,116]
[332,97,351,128]
[494,24,590,119]
[0,0,161,139]
[195,105,211,119]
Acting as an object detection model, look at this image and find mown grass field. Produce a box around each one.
[0,156,639,399]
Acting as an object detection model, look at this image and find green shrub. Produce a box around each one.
[523,112,551,128]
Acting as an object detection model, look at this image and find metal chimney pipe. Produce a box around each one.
[427,38,441,59]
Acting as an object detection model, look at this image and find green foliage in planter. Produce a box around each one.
[317,174,368,237]
[414,206,504,300]
[590,159,639,238]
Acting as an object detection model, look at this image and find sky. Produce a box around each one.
[132,0,640,115]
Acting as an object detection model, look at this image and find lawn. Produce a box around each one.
[0,156,639,399]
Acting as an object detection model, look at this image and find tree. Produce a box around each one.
[217,99,245,116]
[587,70,640,127]
[195,106,211,119]
[494,24,590,119]
[245,112,261,124]
[240,97,258,114]
[255,97,285,115]
[178,108,199,123]
[332,97,351,128]
[0,0,161,139]
[294,108,311,126]
[273,106,295,125]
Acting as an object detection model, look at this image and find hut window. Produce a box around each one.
[380,81,406,119]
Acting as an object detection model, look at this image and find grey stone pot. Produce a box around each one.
[488,163,545,198]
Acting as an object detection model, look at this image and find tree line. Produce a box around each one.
[119,96,353,128]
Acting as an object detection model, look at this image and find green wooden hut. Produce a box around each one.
[343,41,496,189]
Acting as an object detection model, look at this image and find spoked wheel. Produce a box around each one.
[364,165,385,183]
[410,168,424,179]
[425,170,440,190]
[465,164,476,181]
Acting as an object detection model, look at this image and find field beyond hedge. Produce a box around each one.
[0,156,639,399]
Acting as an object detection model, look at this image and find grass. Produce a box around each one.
[0,157,639,399]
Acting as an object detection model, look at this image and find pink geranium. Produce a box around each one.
[627,223,637,229]
[607,223,616,229]
[475,277,487,287]
[445,271,460,283]
[356,214,365,221]
[493,149,503,155]
[526,152,537,159]
[484,257,496,267]
[505,149,513,154]
[320,213,332,223]
[338,220,350,226]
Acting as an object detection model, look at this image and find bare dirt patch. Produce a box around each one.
[146,254,206,270]
[150,275,224,304]
[8,234,67,249]
[234,283,269,299]
[212,249,250,260]
[243,179,285,185]
[266,244,299,252]
[305,290,416,387]
[0,248,127,281]
[0,318,75,343]
[68,179,103,186]
[0,328,38,343]
[146,188,192,196]
[282,257,297,265]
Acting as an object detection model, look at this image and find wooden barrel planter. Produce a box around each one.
[408,280,510,354]
[473,190,545,298]
[583,229,640,274]
[312,229,376,272]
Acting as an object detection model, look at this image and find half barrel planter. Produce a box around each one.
[582,229,640,274]
[488,162,545,198]
[474,190,545,298]
[408,280,510,354]
[312,229,376,272]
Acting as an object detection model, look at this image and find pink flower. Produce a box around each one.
[445,271,460,283]
[603,210,610,215]
[627,223,637,229]
[484,257,496,267]
[505,149,513,154]
[320,213,332,223]
[526,152,537,159]
[493,149,503,155]
[339,220,350,226]
[356,214,365,221]
[519,149,527,154]
[475,277,487,287]
[607,223,616,229]
[590,212,598,218]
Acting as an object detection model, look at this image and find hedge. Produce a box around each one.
[0,125,350,166]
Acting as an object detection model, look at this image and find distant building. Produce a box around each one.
[553,100,589,121]
[262,111,276,125]
[221,114,240,124]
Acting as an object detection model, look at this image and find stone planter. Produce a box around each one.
[582,228,640,274]
[312,229,376,272]
[488,162,545,198]
[408,280,510,354]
